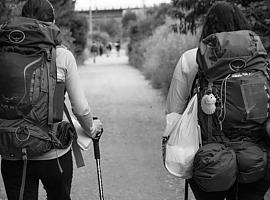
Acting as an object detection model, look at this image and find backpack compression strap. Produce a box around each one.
[48,48,57,125]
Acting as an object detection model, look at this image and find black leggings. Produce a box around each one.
[188,178,270,200]
[1,150,73,200]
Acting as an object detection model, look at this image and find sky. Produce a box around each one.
[75,0,171,10]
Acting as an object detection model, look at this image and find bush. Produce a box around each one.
[60,27,75,51]
[127,40,146,69]
[70,13,89,59]
[142,18,199,95]
[125,4,175,69]
[94,18,121,41]
[91,31,110,45]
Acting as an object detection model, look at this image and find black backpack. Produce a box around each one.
[0,17,66,159]
[192,30,270,187]
[196,30,270,143]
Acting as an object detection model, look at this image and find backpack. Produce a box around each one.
[193,30,270,186]
[196,30,270,143]
[0,16,66,160]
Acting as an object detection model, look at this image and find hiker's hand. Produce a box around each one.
[91,118,103,140]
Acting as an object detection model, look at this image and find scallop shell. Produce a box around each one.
[201,93,217,115]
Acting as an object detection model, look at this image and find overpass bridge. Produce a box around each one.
[77,7,142,22]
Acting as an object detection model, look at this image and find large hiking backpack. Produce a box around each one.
[0,17,66,159]
[193,30,270,187]
[196,30,270,143]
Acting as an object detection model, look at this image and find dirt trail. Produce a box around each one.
[69,51,189,200]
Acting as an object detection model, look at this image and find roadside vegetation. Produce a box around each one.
[123,0,270,95]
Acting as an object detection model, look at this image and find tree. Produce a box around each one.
[122,10,137,29]
[171,0,270,55]
[94,18,121,40]
[50,0,75,27]
[91,31,110,45]
[70,13,89,57]
[124,3,174,68]
[0,0,24,23]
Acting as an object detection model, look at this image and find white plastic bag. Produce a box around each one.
[164,94,201,179]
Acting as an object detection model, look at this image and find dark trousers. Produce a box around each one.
[1,150,73,200]
[188,178,270,200]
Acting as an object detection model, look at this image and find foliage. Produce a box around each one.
[60,27,75,51]
[121,10,137,30]
[93,18,121,41]
[142,18,199,95]
[0,0,25,23]
[50,0,76,27]
[127,41,146,69]
[121,10,137,39]
[124,4,175,68]
[171,0,270,56]
[70,13,89,57]
[244,1,270,54]
[90,31,110,45]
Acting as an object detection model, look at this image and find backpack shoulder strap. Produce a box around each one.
[47,48,57,125]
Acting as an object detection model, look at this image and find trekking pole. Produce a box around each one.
[93,138,104,200]
[184,180,188,200]
[92,117,104,200]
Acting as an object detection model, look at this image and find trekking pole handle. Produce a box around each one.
[92,117,103,160]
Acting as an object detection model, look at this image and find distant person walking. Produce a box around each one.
[115,40,121,57]
[90,42,98,63]
[106,42,112,57]
[99,43,104,56]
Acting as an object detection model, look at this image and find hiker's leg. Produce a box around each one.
[188,179,227,200]
[38,150,73,200]
[1,159,39,200]
[237,178,270,200]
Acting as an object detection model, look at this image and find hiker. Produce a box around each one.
[90,42,99,63]
[166,1,270,200]
[106,42,112,57]
[0,0,103,199]
[99,43,104,56]
[115,40,121,57]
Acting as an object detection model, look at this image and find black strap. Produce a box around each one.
[19,148,27,200]
[48,48,57,124]
[207,115,213,142]
[184,180,189,200]
[190,73,199,98]
[64,104,85,168]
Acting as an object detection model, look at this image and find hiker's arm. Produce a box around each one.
[166,49,198,115]
[165,58,188,114]
[63,50,101,138]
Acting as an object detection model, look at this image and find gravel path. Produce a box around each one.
[69,51,189,200]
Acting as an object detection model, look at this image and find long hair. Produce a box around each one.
[21,0,55,22]
[200,1,251,41]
